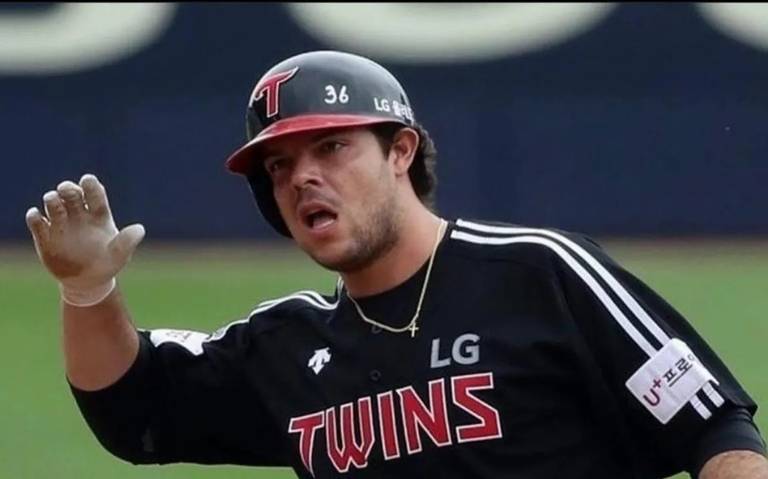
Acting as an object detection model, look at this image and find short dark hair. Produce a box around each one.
[369,122,438,210]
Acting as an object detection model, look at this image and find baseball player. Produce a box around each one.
[25,50,767,478]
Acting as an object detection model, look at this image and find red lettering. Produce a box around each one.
[288,372,501,473]
[397,379,452,454]
[249,67,299,118]
[451,373,503,443]
[377,391,401,460]
[288,411,325,476]
[325,398,376,473]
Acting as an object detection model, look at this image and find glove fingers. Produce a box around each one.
[43,190,67,228]
[25,206,50,250]
[108,223,146,264]
[80,174,112,222]
[57,180,86,222]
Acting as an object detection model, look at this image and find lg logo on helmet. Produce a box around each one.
[373,97,414,122]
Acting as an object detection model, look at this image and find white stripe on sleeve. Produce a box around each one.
[450,227,716,419]
[455,220,725,408]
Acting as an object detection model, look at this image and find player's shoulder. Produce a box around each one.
[203,288,340,341]
[245,287,340,326]
[448,217,612,272]
[142,287,340,353]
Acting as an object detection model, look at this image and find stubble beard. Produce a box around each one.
[312,190,402,274]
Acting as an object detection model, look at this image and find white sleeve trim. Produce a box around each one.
[149,328,210,356]
[451,222,724,419]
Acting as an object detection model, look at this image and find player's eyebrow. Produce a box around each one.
[260,129,349,159]
[259,145,282,159]
[308,129,349,144]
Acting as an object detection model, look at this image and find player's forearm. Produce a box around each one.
[63,286,140,391]
[699,450,768,479]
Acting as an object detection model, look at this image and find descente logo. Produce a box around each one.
[287,372,502,476]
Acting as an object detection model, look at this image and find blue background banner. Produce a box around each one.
[2,3,766,239]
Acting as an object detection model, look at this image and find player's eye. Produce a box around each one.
[317,139,346,156]
[264,157,288,176]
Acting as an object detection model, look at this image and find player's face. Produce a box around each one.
[261,126,405,272]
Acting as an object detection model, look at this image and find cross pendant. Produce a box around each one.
[409,322,418,338]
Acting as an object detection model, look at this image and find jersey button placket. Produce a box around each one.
[369,369,382,382]
[370,325,382,334]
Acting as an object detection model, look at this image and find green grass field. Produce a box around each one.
[1,240,766,478]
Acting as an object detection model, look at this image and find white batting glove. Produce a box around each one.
[25,174,145,307]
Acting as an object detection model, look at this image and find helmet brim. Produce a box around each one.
[225,113,403,175]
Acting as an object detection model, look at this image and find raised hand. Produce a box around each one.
[25,174,145,306]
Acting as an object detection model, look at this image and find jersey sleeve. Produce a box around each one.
[546,230,762,476]
[69,316,291,467]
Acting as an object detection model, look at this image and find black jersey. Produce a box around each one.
[70,219,762,478]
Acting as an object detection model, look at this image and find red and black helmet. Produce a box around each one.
[225,50,417,237]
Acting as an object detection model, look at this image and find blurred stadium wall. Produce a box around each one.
[2,3,767,241]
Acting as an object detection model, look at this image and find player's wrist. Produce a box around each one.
[60,277,117,308]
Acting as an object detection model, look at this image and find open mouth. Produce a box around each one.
[303,208,338,230]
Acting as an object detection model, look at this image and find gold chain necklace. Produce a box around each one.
[346,219,447,338]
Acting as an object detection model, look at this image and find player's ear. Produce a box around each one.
[388,127,419,177]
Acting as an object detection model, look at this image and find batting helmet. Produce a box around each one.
[225,50,417,237]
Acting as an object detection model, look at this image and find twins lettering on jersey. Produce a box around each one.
[288,372,502,476]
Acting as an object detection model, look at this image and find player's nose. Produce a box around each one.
[290,152,323,191]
